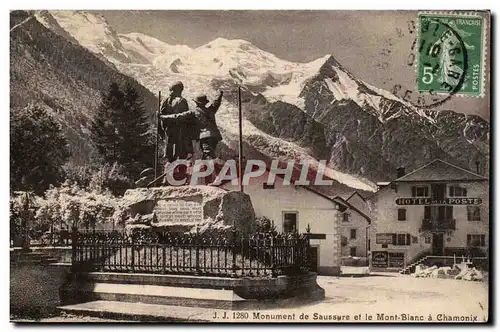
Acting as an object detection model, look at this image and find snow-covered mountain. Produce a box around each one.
[34,10,490,191]
[11,10,158,165]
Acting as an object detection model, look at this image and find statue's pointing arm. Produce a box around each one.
[160,110,196,126]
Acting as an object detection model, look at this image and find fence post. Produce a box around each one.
[231,226,237,277]
[270,231,276,278]
[162,239,166,275]
[294,232,300,274]
[91,226,95,261]
[306,224,311,272]
[131,238,135,273]
[195,226,201,275]
[71,225,77,272]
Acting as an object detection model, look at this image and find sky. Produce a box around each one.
[96,10,490,119]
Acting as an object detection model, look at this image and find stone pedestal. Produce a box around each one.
[121,186,257,235]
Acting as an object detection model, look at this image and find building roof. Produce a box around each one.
[346,191,366,203]
[301,186,371,224]
[394,159,488,182]
[213,163,361,215]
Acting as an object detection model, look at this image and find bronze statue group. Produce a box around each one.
[159,81,224,185]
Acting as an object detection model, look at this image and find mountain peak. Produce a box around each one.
[36,10,132,64]
[202,37,254,50]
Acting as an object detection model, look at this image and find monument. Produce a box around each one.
[59,84,324,318]
[121,185,257,235]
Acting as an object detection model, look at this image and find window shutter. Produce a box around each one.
[424,206,431,219]
[406,234,411,245]
[467,234,471,245]
[411,186,416,197]
[392,234,397,245]
[446,206,453,220]
[463,188,467,197]
[449,186,454,197]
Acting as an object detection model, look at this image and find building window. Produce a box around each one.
[394,233,411,246]
[411,186,429,197]
[437,206,454,221]
[350,247,357,257]
[467,234,486,247]
[424,206,431,220]
[342,213,349,222]
[467,206,481,221]
[283,212,297,233]
[449,186,467,197]
[350,229,356,239]
[398,208,407,221]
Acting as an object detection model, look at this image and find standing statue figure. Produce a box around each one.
[161,90,224,183]
[160,81,194,162]
[159,81,199,184]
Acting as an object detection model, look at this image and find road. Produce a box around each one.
[32,273,488,323]
[247,273,489,323]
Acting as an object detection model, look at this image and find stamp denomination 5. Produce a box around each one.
[417,13,485,98]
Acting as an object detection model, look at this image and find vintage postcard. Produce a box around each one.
[10,9,490,323]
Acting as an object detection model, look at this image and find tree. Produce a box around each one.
[119,83,153,176]
[90,82,124,163]
[90,83,153,178]
[10,104,70,194]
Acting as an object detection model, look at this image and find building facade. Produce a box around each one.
[369,159,489,271]
[220,170,365,276]
[340,192,371,259]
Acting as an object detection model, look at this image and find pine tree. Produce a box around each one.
[10,104,70,194]
[119,83,153,176]
[90,82,124,164]
[90,82,153,178]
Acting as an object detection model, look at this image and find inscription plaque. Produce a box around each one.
[154,196,203,225]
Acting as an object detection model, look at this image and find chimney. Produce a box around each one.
[475,161,480,174]
[396,167,405,179]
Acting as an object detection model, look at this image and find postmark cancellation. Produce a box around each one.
[417,12,487,98]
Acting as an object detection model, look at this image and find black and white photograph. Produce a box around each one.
[9,9,491,323]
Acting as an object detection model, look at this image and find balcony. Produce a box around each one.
[420,219,456,231]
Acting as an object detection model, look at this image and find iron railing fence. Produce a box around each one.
[10,226,73,248]
[72,228,311,278]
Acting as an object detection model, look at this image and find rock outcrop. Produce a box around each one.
[121,186,256,235]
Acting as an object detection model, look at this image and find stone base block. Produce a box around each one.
[61,272,324,310]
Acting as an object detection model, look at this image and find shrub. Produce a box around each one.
[255,216,277,234]
[88,162,134,196]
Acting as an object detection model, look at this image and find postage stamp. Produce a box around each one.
[417,12,485,97]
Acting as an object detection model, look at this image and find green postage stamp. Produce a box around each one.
[417,13,485,97]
